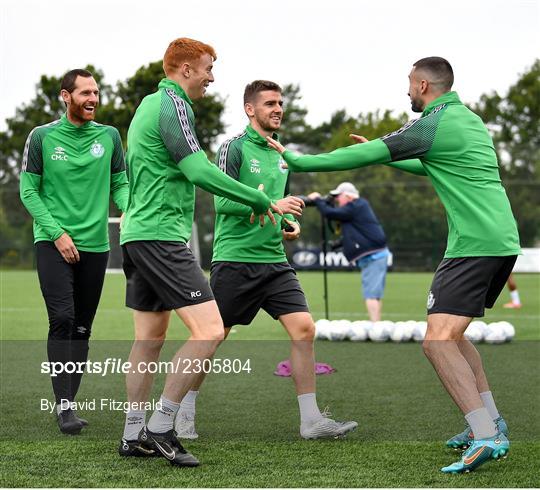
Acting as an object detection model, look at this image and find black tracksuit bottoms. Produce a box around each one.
[36,241,109,405]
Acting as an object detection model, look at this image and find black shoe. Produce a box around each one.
[57,409,83,435]
[73,411,89,426]
[139,426,199,466]
[118,437,159,457]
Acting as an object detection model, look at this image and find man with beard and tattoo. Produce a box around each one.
[266,57,520,473]
[173,80,358,441]
[20,69,129,435]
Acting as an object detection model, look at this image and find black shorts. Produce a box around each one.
[427,255,517,318]
[210,262,310,328]
[122,241,214,312]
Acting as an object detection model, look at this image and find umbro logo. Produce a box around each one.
[52,146,68,161]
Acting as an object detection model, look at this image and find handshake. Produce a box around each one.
[264,192,335,219]
[269,193,306,241]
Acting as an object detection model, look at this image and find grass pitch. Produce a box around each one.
[1,270,539,487]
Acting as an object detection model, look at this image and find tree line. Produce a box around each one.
[1,60,538,269]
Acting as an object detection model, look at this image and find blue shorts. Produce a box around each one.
[357,250,388,299]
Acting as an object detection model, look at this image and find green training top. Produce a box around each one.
[120,78,271,245]
[282,91,520,258]
[19,114,129,252]
[212,125,295,263]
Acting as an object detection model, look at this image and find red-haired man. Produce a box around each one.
[119,38,280,466]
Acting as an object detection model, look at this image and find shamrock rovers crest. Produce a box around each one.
[90,141,105,158]
[427,290,435,309]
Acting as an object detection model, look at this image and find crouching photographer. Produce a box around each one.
[307,182,389,322]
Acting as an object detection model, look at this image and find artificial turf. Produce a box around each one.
[1,270,538,487]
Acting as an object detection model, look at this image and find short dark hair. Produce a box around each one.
[61,69,94,93]
[244,80,282,104]
[413,57,454,92]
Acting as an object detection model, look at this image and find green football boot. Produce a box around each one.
[446,416,508,450]
[494,416,508,436]
[446,424,474,450]
[441,432,509,473]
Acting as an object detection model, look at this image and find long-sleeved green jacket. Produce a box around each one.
[282,91,520,258]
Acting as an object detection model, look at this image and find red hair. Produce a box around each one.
[163,38,217,76]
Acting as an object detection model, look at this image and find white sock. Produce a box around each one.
[123,409,146,441]
[297,393,323,425]
[480,391,500,420]
[147,396,180,433]
[180,390,198,413]
[465,407,497,440]
[510,290,521,304]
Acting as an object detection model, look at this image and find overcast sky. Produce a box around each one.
[1,0,538,139]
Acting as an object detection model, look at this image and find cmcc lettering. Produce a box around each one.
[51,154,68,161]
